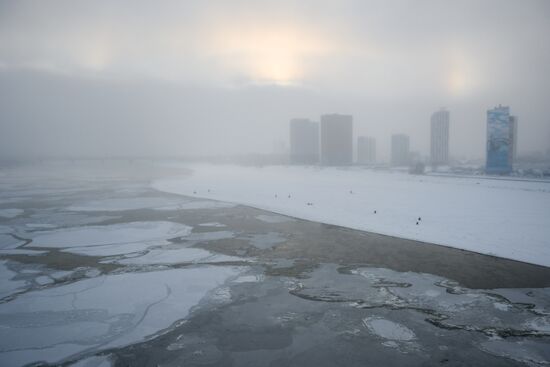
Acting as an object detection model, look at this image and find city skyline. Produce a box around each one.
[1,0,549,160]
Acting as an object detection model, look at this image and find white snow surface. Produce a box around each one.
[0,266,243,366]
[29,221,192,248]
[153,165,550,266]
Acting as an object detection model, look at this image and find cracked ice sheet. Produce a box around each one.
[0,234,26,249]
[67,197,186,212]
[63,241,165,257]
[0,260,27,299]
[0,209,24,218]
[29,221,192,248]
[0,266,243,366]
[114,247,247,265]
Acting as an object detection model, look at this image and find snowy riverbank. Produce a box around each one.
[153,164,550,267]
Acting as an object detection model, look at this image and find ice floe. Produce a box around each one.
[30,221,192,248]
[0,234,26,249]
[0,266,243,366]
[63,241,163,257]
[362,317,416,341]
[114,247,245,265]
[0,260,27,299]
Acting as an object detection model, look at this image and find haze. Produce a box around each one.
[1,0,549,160]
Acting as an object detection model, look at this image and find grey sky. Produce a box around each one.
[1,0,549,160]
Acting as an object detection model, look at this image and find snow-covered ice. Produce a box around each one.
[29,221,192,248]
[154,165,550,266]
[0,266,243,366]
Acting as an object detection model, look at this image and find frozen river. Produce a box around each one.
[0,161,549,366]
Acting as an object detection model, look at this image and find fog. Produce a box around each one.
[1,0,549,161]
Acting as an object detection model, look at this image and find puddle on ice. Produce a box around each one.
[29,221,192,248]
[0,266,244,366]
[362,317,416,341]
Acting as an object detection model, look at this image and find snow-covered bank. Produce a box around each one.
[153,164,550,267]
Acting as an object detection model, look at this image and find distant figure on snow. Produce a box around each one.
[374,210,377,214]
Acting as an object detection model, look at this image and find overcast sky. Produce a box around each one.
[1,0,549,160]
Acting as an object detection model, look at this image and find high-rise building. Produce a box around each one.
[430,109,450,165]
[357,136,376,164]
[320,114,353,165]
[289,118,319,164]
[391,134,410,166]
[486,105,517,174]
[510,115,518,164]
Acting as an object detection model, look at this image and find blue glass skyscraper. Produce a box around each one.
[486,105,515,174]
